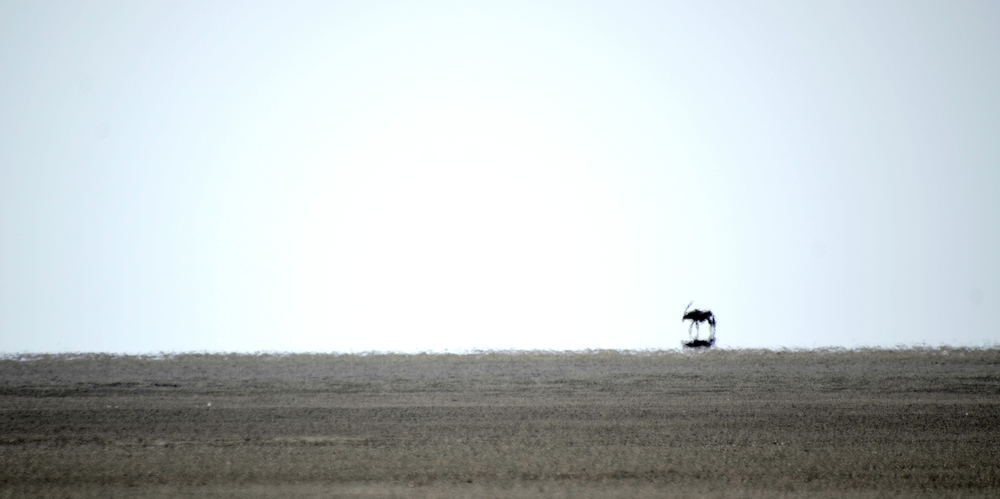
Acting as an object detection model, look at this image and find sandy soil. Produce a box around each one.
[1,348,997,497]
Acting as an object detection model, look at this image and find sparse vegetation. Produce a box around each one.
[1,348,998,498]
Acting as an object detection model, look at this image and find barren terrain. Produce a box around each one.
[1,348,998,498]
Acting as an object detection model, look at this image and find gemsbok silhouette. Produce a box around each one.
[682,301,716,349]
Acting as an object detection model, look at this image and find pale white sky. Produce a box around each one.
[1,1,998,352]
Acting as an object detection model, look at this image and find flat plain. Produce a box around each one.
[1,348,997,498]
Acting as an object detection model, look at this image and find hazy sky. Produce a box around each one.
[2,1,998,353]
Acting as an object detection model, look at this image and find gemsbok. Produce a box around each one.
[682,301,716,349]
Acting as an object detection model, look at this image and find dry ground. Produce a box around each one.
[0,348,997,498]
